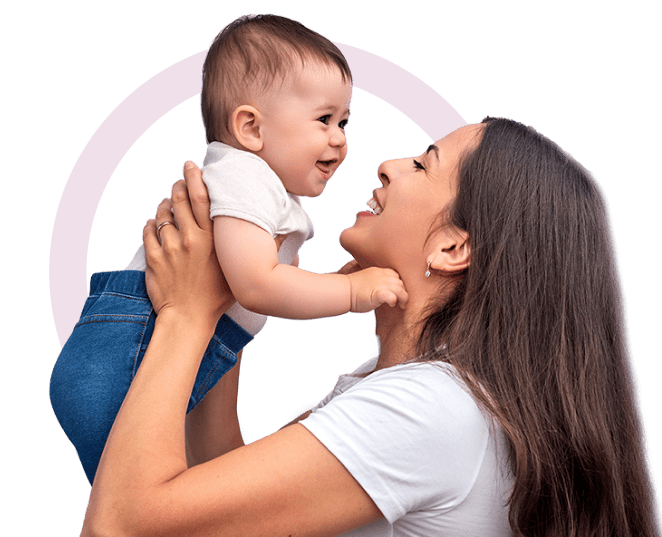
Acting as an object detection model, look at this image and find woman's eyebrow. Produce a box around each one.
[426,144,439,160]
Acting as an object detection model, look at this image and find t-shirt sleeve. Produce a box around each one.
[300,364,490,523]
[202,151,286,237]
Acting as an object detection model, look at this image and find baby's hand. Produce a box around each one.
[347,267,408,312]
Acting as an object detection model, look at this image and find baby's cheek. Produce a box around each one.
[268,156,290,182]
[339,145,348,165]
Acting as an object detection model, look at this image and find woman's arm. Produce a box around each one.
[185,232,304,466]
[177,160,246,466]
[185,350,245,466]
[82,164,382,537]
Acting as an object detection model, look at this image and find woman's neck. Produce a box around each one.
[372,274,456,371]
[373,299,424,371]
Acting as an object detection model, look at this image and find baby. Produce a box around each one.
[50,14,406,484]
[128,14,406,333]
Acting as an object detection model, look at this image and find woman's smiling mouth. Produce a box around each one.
[367,197,383,215]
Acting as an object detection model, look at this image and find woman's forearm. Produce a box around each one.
[186,350,245,467]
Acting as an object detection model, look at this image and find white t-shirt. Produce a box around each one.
[300,358,514,536]
[127,142,314,335]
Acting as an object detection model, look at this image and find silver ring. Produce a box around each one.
[156,221,175,242]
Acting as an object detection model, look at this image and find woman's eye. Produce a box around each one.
[413,159,425,171]
[318,115,331,125]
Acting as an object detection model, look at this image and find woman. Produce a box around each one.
[81,119,657,536]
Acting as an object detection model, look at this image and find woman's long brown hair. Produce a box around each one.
[419,118,657,536]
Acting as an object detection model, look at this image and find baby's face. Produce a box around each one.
[257,61,352,197]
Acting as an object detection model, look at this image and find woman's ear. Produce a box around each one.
[231,105,263,152]
[427,228,470,274]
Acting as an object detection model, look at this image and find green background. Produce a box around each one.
[0,1,662,536]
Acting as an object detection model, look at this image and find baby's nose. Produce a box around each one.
[330,128,346,147]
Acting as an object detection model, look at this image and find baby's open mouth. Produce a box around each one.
[317,159,336,169]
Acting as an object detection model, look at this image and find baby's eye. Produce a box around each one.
[318,115,331,125]
[413,159,425,171]
[339,118,349,130]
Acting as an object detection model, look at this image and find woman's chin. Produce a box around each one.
[339,226,353,251]
[338,227,357,259]
[339,228,363,261]
[339,226,382,270]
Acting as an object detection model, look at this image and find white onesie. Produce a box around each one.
[127,142,314,335]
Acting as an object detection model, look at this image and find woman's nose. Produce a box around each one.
[377,158,403,186]
[377,160,390,186]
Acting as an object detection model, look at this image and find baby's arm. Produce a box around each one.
[214,217,407,319]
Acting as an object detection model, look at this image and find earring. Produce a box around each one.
[425,261,431,278]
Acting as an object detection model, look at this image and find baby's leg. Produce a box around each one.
[50,271,153,484]
[49,271,251,484]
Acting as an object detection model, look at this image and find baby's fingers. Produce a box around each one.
[379,282,408,309]
[379,269,408,309]
[376,289,398,308]
[392,283,409,309]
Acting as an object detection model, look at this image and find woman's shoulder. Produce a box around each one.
[314,358,482,419]
[301,358,502,527]
[306,357,491,467]
[365,361,487,429]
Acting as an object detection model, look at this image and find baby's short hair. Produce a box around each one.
[201,14,352,144]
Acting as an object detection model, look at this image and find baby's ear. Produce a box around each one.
[231,105,263,151]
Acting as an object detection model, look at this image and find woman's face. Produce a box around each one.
[340,124,482,277]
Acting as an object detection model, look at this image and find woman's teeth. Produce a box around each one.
[367,198,382,215]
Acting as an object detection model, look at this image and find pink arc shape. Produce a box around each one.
[50,44,465,345]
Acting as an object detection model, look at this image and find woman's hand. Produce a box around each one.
[143,162,234,330]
